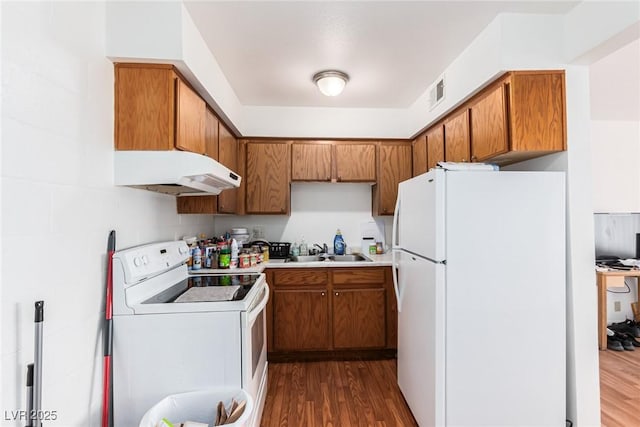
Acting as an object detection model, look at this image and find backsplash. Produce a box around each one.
[214,183,393,252]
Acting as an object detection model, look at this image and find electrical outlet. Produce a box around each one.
[614,301,622,312]
[253,225,264,239]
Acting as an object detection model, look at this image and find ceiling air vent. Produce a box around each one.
[428,74,445,111]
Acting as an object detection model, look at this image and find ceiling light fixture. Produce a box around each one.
[313,70,349,97]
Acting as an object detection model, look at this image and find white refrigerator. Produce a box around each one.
[392,168,566,427]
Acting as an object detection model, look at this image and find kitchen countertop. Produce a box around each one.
[189,252,393,274]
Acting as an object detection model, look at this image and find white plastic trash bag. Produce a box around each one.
[139,389,253,427]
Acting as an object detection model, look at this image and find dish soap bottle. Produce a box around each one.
[291,241,300,257]
[334,229,346,255]
[299,237,309,256]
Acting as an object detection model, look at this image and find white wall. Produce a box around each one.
[590,38,640,213]
[591,120,640,212]
[213,183,392,252]
[1,3,215,426]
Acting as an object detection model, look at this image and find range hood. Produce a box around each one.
[114,151,241,196]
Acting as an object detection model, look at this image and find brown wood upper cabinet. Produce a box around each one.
[373,142,412,216]
[444,109,471,162]
[245,141,291,214]
[468,71,566,164]
[422,70,565,166]
[426,124,445,170]
[218,124,238,213]
[115,64,206,154]
[412,134,428,177]
[291,142,332,181]
[507,71,566,157]
[176,114,241,215]
[291,141,376,182]
[469,82,508,162]
[334,143,376,182]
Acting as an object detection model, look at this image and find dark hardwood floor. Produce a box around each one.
[600,348,640,427]
[260,359,417,426]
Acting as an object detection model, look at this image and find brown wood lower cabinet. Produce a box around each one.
[273,289,329,350]
[266,266,396,359]
[333,288,385,349]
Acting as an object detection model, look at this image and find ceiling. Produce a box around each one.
[184,1,578,109]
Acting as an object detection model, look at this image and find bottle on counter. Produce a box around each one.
[291,241,300,257]
[192,246,202,270]
[299,237,308,256]
[334,229,346,255]
[219,245,230,269]
[231,239,239,263]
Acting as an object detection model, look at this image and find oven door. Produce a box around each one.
[241,280,269,426]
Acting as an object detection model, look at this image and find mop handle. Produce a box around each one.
[26,364,33,427]
[33,301,44,427]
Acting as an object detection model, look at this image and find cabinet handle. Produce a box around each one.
[335,292,339,296]
[321,292,325,296]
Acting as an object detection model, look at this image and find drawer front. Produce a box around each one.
[332,268,385,285]
[272,269,328,286]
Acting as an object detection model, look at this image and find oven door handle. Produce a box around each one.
[247,284,269,325]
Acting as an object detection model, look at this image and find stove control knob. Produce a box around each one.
[133,257,142,267]
[141,255,149,265]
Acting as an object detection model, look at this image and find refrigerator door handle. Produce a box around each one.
[392,190,400,248]
[392,249,402,312]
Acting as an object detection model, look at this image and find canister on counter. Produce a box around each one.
[262,246,269,262]
[239,252,251,268]
[376,241,384,254]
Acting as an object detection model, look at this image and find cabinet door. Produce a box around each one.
[376,143,412,215]
[426,125,445,170]
[470,83,508,161]
[335,143,376,182]
[291,143,331,181]
[273,289,330,350]
[175,78,206,154]
[204,108,219,159]
[333,288,386,349]
[245,142,290,214]
[509,72,565,152]
[444,109,470,162]
[115,66,175,150]
[412,134,428,176]
[218,125,237,214]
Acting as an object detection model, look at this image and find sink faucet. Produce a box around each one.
[314,243,328,254]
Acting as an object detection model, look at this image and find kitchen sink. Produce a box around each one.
[287,254,371,262]
[328,254,371,262]
[289,255,325,262]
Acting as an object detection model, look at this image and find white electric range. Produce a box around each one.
[112,240,269,427]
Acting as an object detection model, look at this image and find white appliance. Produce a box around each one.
[114,150,241,196]
[112,241,268,427]
[392,169,566,426]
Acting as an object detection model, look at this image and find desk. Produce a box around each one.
[597,269,640,350]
